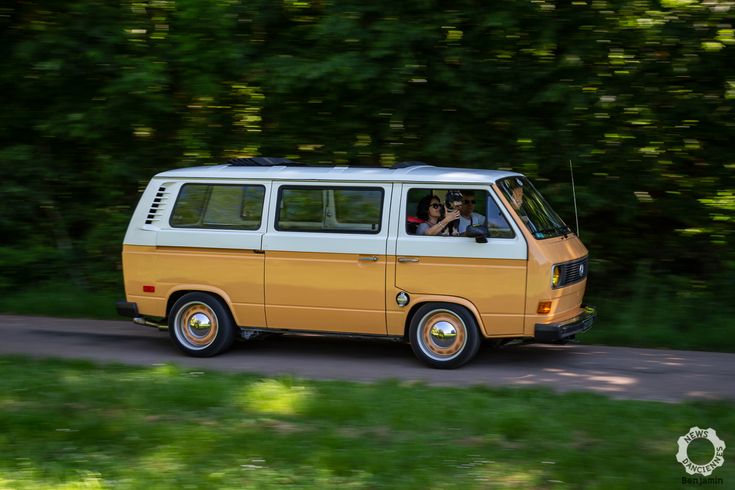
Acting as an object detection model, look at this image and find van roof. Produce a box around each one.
[155,164,522,184]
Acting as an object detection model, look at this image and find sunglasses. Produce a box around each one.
[463,199,476,204]
[430,203,442,209]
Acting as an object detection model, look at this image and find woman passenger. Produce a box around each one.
[416,195,461,236]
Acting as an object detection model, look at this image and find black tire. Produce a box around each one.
[409,303,482,369]
[168,292,236,357]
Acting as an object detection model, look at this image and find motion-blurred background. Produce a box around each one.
[1,0,732,350]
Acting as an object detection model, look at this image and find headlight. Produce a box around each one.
[552,266,560,288]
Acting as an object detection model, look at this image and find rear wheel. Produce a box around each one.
[409,303,482,369]
[168,293,235,357]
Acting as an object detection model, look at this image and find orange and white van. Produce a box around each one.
[117,158,595,368]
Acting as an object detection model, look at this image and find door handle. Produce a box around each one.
[397,257,419,263]
[358,256,379,262]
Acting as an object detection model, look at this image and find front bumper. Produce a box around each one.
[534,305,596,342]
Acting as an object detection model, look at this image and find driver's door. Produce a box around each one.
[393,185,528,335]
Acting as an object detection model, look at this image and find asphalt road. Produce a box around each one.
[1,314,733,403]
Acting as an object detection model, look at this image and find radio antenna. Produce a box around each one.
[569,159,580,237]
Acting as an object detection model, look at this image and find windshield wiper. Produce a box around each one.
[533,225,572,239]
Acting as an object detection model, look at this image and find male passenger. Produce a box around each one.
[457,190,486,234]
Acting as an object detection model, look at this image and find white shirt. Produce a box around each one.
[458,212,486,233]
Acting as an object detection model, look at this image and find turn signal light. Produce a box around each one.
[537,301,552,315]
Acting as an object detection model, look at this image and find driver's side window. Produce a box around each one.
[485,193,515,238]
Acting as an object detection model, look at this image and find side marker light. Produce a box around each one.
[537,301,552,315]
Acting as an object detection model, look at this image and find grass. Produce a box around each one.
[582,292,735,352]
[584,269,735,352]
[0,356,733,489]
[0,283,122,320]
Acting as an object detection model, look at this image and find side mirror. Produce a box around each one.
[465,225,489,243]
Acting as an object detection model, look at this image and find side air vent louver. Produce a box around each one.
[145,186,169,225]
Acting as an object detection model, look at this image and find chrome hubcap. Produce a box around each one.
[418,309,467,361]
[430,321,457,348]
[189,312,212,335]
[175,302,218,350]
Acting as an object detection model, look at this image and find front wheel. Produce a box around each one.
[409,303,482,369]
[168,293,236,357]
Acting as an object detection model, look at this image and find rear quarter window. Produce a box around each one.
[170,184,265,230]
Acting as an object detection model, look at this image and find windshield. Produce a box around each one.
[497,176,571,240]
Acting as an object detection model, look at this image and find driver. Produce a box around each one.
[457,190,487,234]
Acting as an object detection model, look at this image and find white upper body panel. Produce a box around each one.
[153,164,521,185]
[124,164,524,248]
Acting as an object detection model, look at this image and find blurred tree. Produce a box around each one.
[0,0,732,299]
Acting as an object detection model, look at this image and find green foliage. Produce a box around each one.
[0,1,732,321]
[585,262,735,351]
[0,356,733,488]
